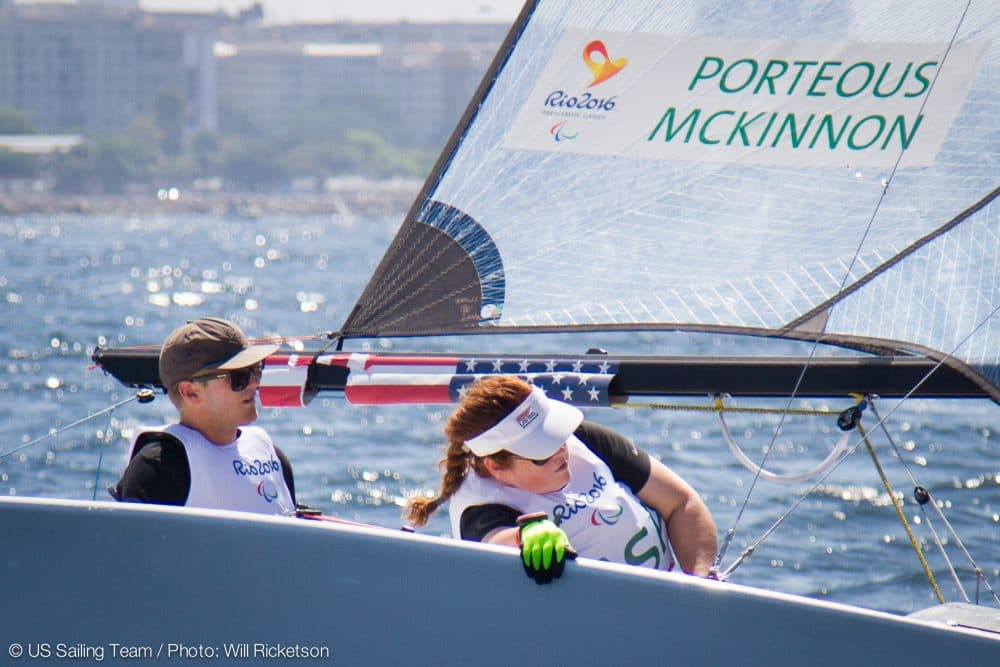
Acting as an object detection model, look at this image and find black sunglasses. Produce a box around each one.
[191,363,263,392]
[511,444,565,466]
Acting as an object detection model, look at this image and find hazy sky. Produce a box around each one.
[139,1,525,23]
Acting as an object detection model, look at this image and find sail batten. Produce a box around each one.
[340,0,999,400]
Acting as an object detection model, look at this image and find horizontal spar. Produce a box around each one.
[91,348,990,401]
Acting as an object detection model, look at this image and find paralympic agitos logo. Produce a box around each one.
[543,40,627,119]
[257,480,279,502]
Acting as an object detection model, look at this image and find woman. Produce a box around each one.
[406,376,717,583]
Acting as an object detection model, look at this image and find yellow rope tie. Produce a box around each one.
[610,400,836,416]
[859,421,945,604]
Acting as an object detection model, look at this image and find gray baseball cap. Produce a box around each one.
[158,317,279,390]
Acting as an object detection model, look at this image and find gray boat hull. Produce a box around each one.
[2,497,997,665]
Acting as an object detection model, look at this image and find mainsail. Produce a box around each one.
[342,0,999,400]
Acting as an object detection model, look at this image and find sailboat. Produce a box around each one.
[3,0,998,662]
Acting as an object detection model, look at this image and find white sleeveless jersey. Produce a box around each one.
[449,436,675,571]
[134,424,295,516]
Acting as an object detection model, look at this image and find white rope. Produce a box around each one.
[718,410,850,485]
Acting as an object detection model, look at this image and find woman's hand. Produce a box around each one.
[517,513,574,584]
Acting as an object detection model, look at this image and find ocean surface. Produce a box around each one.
[0,210,996,615]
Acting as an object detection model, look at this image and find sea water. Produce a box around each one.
[0,211,996,615]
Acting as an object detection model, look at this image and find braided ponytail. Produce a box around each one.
[404,376,532,527]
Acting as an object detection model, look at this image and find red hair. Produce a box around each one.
[404,376,532,526]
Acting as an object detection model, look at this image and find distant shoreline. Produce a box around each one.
[0,180,422,217]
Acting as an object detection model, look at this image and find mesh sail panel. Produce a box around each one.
[342,0,998,395]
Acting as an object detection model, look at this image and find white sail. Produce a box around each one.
[345,0,999,397]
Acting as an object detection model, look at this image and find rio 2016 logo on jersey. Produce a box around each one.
[551,472,609,526]
[232,457,281,477]
[542,39,626,119]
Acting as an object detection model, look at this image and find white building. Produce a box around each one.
[0,0,218,135]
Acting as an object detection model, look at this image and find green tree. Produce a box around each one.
[154,90,186,156]
[218,100,268,139]
[126,116,165,153]
[220,137,289,191]
[90,133,159,194]
[93,137,136,194]
[0,107,38,134]
[53,144,96,194]
[287,91,413,147]
[190,130,223,175]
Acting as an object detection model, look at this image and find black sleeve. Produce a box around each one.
[460,503,521,542]
[112,434,190,505]
[576,421,651,493]
[274,445,298,506]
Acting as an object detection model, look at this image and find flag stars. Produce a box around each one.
[447,359,617,407]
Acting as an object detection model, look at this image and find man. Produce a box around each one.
[112,317,297,515]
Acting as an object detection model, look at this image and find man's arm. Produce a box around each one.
[114,437,189,505]
[274,445,297,506]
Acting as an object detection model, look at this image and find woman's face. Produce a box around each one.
[487,443,570,494]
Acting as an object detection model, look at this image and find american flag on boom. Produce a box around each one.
[319,353,618,407]
[259,354,314,407]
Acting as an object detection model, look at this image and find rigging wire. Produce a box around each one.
[90,408,118,502]
[712,0,980,576]
[719,303,1000,581]
[0,391,152,462]
[856,420,945,604]
[868,401,1000,607]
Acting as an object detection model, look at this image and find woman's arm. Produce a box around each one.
[482,526,520,546]
[636,459,718,576]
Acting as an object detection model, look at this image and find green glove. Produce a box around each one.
[517,513,573,584]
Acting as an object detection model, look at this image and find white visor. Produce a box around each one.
[465,386,583,459]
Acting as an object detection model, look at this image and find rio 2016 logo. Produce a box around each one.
[543,39,627,132]
[583,40,628,87]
